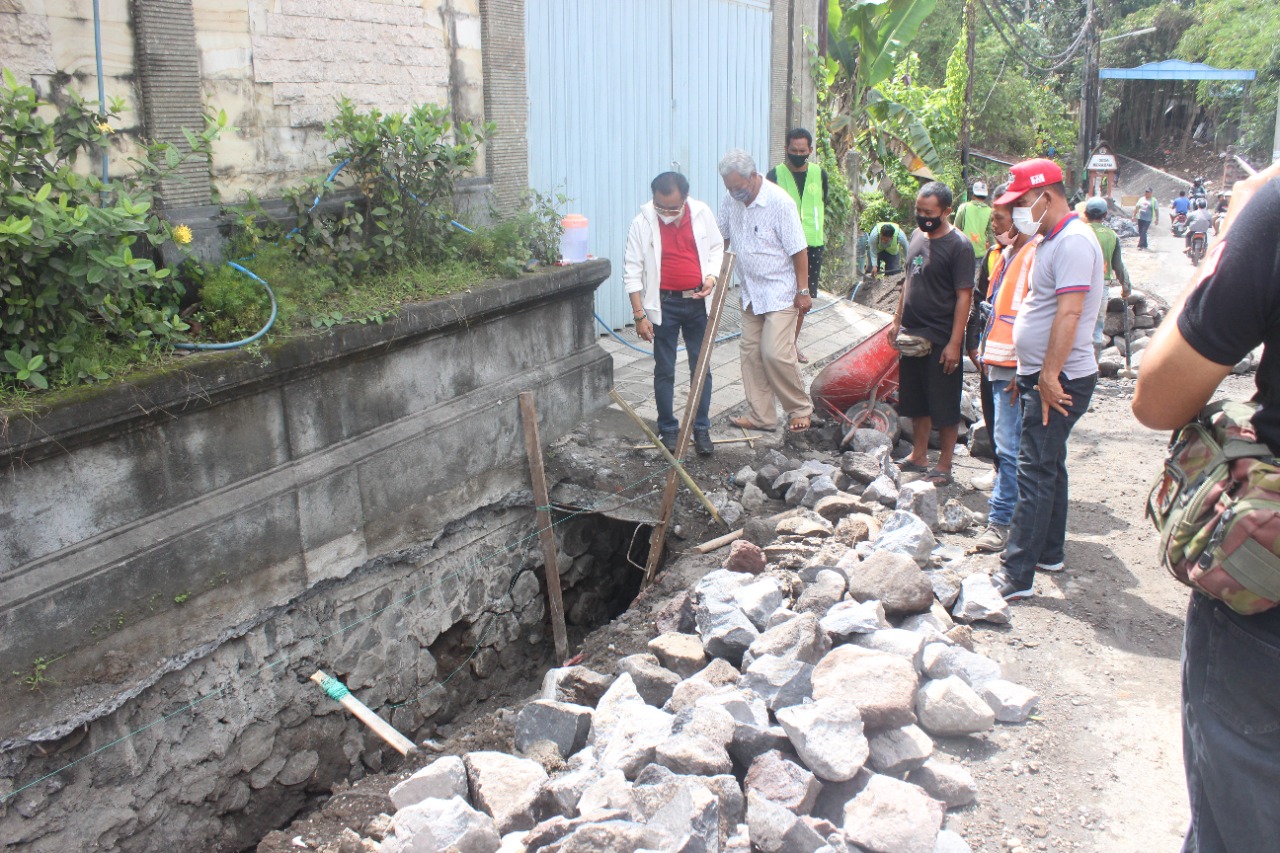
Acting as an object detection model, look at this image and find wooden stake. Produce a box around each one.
[518,391,569,663]
[690,509,803,554]
[643,252,737,587]
[630,437,756,450]
[609,388,725,526]
[310,670,417,755]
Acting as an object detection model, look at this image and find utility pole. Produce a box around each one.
[1077,3,1100,191]
[1273,88,1280,163]
[960,0,977,189]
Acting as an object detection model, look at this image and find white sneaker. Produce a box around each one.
[1036,561,1065,573]
[971,469,996,491]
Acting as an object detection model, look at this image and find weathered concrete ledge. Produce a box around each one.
[0,259,613,741]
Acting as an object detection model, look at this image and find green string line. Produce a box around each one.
[319,676,351,703]
[0,462,675,803]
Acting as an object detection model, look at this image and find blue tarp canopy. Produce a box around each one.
[1099,60,1257,81]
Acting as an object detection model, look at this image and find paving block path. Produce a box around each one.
[600,285,891,436]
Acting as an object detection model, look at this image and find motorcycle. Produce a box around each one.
[1189,232,1207,266]
[1171,212,1188,237]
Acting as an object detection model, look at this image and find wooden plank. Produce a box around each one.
[643,252,737,586]
[310,670,417,755]
[518,391,569,663]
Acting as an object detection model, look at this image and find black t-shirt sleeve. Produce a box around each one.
[950,231,976,291]
[765,167,778,185]
[821,169,829,204]
[1177,182,1280,366]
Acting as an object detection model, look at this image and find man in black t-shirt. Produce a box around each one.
[1133,161,1280,853]
[888,181,976,485]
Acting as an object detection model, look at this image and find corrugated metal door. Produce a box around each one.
[526,0,772,330]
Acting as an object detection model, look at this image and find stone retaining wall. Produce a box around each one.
[0,261,613,852]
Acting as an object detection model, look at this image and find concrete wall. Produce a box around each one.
[0,0,485,202]
[0,262,613,851]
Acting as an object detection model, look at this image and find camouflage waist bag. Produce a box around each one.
[1147,400,1280,615]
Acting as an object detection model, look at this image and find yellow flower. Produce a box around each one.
[172,224,193,245]
[97,122,113,134]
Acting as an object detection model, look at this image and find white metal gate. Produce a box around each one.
[526,0,773,330]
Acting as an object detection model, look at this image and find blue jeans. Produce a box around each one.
[1181,593,1280,853]
[988,379,1021,526]
[653,293,712,437]
[1001,371,1096,585]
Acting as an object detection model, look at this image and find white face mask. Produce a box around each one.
[658,212,681,225]
[1011,193,1045,236]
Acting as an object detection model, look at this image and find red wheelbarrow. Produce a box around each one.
[809,318,901,448]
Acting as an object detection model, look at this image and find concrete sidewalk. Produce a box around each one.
[601,284,892,437]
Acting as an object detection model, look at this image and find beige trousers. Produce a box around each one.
[740,304,813,427]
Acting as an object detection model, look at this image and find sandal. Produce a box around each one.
[796,348,809,364]
[788,415,811,432]
[730,416,776,432]
[895,459,929,473]
[925,468,953,486]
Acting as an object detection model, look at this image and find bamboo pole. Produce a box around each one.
[518,391,569,663]
[630,437,755,450]
[310,670,417,755]
[643,252,737,587]
[609,388,725,527]
[690,509,803,554]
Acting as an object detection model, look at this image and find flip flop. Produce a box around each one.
[796,349,810,364]
[730,416,776,432]
[895,460,929,473]
[925,468,953,486]
[788,416,811,432]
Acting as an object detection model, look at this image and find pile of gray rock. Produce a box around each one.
[371,448,1037,852]
[1096,288,1164,377]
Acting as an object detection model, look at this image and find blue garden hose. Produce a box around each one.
[177,159,472,351]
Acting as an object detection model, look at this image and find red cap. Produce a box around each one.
[994,158,1065,205]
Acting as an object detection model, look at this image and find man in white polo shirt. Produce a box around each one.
[717,148,814,433]
[990,158,1104,602]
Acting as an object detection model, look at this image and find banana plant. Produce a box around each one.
[824,0,944,199]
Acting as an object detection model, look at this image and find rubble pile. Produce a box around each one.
[368,447,1039,853]
[1095,289,1165,377]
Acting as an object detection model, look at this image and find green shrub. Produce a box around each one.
[0,67,222,391]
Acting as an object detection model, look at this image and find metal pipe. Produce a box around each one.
[93,0,109,187]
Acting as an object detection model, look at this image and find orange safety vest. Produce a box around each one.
[980,236,1042,368]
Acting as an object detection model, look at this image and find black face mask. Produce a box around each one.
[916,215,943,233]
[787,153,808,168]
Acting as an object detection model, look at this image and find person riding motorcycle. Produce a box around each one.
[1171,190,1191,236]
[1190,175,1208,199]
[1185,197,1213,258]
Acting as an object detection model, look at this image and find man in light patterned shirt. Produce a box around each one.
[717,149,814,432]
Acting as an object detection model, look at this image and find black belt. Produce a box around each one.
[661,289,703,300]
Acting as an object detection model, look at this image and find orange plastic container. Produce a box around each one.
[561,214,589,263]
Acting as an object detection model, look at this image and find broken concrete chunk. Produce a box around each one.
[863,475,900,507]
[924,569,962,608]
[654,591,697,635]
[803,475,840,508]
[694,598,760,664]
[776,695,870,782]
[741,481,771,513]
[922,644,1002,691]
[849,429,893,454]
[909,759,978,808]
[618,654,681,708]
[820,599,889,639]
[739,654,814,711]
[589,674,676,779]
[464,751,550,834]
[938,498,975,534]
[871,510,937,567]
[745,750,822,815]
[934,828,975,852]
[653,733,732,777]
[896,481,940,530]
[841,451,883,485]
[915,676,996,736]
[773,469,811,495]
[842,774,945,853]
[776,514,835,538]
[845,550,935,616]
[735,465,757,487]
[813,494,872,524]
[390,796,502,853]
[867,724,934,776]
[540,666,612,707]
[979,679,1040,724]
[756,464,784,499]
[811,646,919,729]
[648,632,710,679]
[795,569,847,617]
[389,755,469,810]
[723,539,767,575]
[786,480,811,507]
[514,701,593,759]
[733,578,786,631]
[951,573,1012,624]
[747,790,828,853]
[850,628,927,672]
[833,513,880,547]
[745,611,831,667]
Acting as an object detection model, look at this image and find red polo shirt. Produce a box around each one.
[658,212,702,290]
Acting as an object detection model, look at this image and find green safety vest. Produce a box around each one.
[873,223,905,255]
[774,163,825,247]
[1089,221,1118,280]
[954,201,991,258]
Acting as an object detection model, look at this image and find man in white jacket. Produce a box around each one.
[624,172,725,456]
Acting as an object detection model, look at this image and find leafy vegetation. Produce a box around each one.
[0,68,222,392]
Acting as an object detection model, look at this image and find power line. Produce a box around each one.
[979,0,1092,73]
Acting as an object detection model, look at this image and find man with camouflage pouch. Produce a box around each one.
[1134,160,1280,853]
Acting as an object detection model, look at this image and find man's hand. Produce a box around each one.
[795,292,813,315]
[636,317,655,342]
[1034,372,1072,425]
[887,319,901,349]
[1004,377,1019,405]
[967,348,982,372]
[694,275,716,299]
[940,341,962,374]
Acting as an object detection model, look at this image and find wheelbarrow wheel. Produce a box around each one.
[843,400,900,445]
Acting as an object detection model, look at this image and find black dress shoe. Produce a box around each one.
[694,431,714,457]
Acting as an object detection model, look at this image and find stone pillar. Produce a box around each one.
[480,0,529,216]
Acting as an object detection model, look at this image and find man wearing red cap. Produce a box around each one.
[989,159,1104,602]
